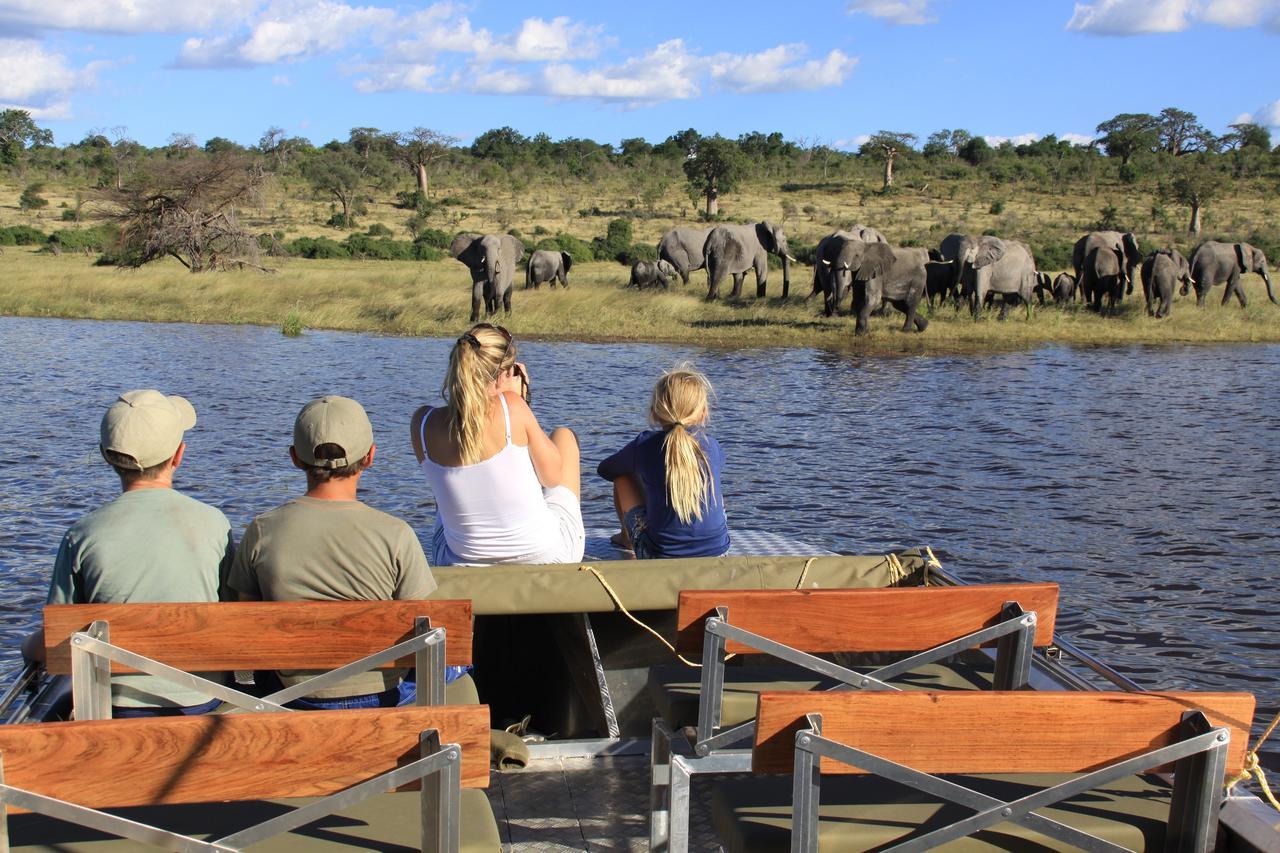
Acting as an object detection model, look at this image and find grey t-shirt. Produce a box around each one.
[228,496,436,698]
[48,487,234,708]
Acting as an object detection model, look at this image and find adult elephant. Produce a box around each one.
[1081,240,1126,314]
[450,233,526,322]
[704,221,795,300]
[525,249,572,290]
[628,259,677,290]
[657,227,712,287]
[1073,231,1141,306]
[1140,249,1192,318]
[820,238,929,334]
[1187,241,1276,308]
[810,225,887,308]
[938,233,1003,309]
[953,235,1036,320]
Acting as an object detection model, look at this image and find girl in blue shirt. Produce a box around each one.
[597,365,730,558]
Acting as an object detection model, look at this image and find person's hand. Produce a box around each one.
[493,362,530,401]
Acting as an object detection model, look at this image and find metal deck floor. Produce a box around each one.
[485,756,725,852]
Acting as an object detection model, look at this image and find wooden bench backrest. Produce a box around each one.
[42,600,473,674]
[0,705,489,809]
[675,583,1059,656]
[752,691,1255,776]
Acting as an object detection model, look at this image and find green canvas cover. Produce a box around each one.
[430,551,924,615]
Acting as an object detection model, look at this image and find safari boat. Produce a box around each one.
[1,531,1276,852]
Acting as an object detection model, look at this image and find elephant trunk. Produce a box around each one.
[1263,270,1277,305]
[781,254,792,294]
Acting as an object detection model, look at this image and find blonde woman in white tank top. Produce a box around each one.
[410,323,585,565]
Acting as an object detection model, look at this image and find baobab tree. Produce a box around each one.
[394,128,458,195]
[861,131,917,192]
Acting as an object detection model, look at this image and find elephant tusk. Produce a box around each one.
[821,259,831,266]
[785,255,797,262]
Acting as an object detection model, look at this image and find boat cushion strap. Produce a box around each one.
[711,772,1171,853]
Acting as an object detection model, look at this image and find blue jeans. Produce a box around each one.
[622,505,659,559]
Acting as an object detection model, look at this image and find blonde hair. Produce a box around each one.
[442,324,517,465]
[649,364,714,524]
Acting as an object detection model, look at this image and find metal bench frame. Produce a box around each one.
[0,726,466,853]
[67,615,449,720]
[649,601,1038,853]
[787,709,1229,853]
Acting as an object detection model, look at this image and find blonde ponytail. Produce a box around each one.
[442,325,516,465]
[650,365,714,524]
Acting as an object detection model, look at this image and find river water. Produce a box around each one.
[0,317,1276,768]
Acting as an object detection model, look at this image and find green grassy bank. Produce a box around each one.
[3,247,1278,352]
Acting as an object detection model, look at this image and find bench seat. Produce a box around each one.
[649,657,995,730]
[712,772,1173,853]
[8,789,500,852]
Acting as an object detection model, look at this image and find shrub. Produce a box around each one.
[288,236,350,259]
[537,233,595,262]
[1035,240,1075,272]
[619,243,657,265]
[326,212,354,229]
[415,228,452,249]
[411,241,445,261]
[395,189,432,212]
[19,183,48,212]
[45,224,117,253]
[60,208,79,221]
[532,225,549,236]
[0,225,47,245]
[591,218,634,263]
[366,222,394,237]
[988,200,1005,215]
[344,233,413,260]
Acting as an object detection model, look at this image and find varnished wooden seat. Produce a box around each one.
[649,583,1060,852]
[0,705,500,851]
[41,599,474,718]
[714,690,1255,852]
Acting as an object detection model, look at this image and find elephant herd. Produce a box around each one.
[450,224,1275,331]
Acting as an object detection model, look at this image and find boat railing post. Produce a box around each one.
[1,754,9,853]
[992,602,1035,691]
[415,617,446,707]
[695,607,729,751]
[649,717,673,851]
[790,713,823,853]
[70,621,111,721]
[1167,711,1230,853]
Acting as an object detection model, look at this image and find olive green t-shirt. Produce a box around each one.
[47,488,234,708]
[227,496,436,698]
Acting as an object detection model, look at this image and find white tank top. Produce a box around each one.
[419,395,556,563]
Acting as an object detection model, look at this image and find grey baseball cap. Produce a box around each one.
[293,396,374,468]
[99,390,197,470]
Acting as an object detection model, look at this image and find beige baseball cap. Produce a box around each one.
[293,396,374,468]
[99,390,198,470]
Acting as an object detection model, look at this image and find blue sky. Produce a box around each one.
[1,0,1278,149]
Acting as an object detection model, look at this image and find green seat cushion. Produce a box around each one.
[8,789,500,852]
[649,660,995,729]
[712,772,1172,853]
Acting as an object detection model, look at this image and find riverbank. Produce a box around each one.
[3,248,1278,351]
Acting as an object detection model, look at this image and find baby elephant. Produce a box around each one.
[1034,272,1077,304]
[628,259,677,290]
[1141,249,1192,318]
[526,249,572,289]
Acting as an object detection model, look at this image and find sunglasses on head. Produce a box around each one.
[458,323,513,351]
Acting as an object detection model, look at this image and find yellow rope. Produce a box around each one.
[923,546,943,585]
[577,556,820,668]
[1225,708,1280,812]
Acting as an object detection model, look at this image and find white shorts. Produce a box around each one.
[431,486,585,566]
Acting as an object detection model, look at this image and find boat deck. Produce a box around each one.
[486,755,725,852]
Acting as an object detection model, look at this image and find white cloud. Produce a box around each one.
[709,45,857,94]
[846,0,939,25]
[0,38,104,110]
[0,0,259,34]
[1239,99,1280,129]
[1067,0,1280,35]
[354,62,441,93]
[176,0,395,67]
[489,17,605,62]
[835,134,872,149]
[983,131,1096,147]
[538,40,703,103]
[1061,132,1096,145]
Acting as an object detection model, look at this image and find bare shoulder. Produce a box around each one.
[501,391,538,443]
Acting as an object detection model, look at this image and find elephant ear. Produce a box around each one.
[561,252,573,273]
[503,235,525,263]
[755,221,778,253]
[450,233,481,266]
[973,236,1005,269]
[856,242,896,281]
[657,259,676,276]
[1249,244,1267,272]
[927,248,943,262]
[1122,232,1142,264]
[1235,243,1249,271]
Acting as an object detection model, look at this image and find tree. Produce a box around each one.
[258,126,302,169]
[957,136,993,166]
[393,128,458,194]
[203,136,243,154]
[0,109,54,165]
[1220,122,1271,152]
[923,128,971,159]
[1156,107,1214,156]
[682,135,747,216]
[18,182,48,212]
[1094,113,1158,166]
[1164,155,1223,236]
[470,127,528,170]
[103,153,268,272]
[861,131,917,191]
[302,147,363,229]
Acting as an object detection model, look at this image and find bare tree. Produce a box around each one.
[102,153,270,272]
[861,131,918,192]
[394,128,458,195]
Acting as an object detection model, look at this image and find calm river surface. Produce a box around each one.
[0,317,1276,767]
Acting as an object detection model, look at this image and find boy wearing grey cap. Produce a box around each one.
[44,389,234,716]
[228,396,438,709]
